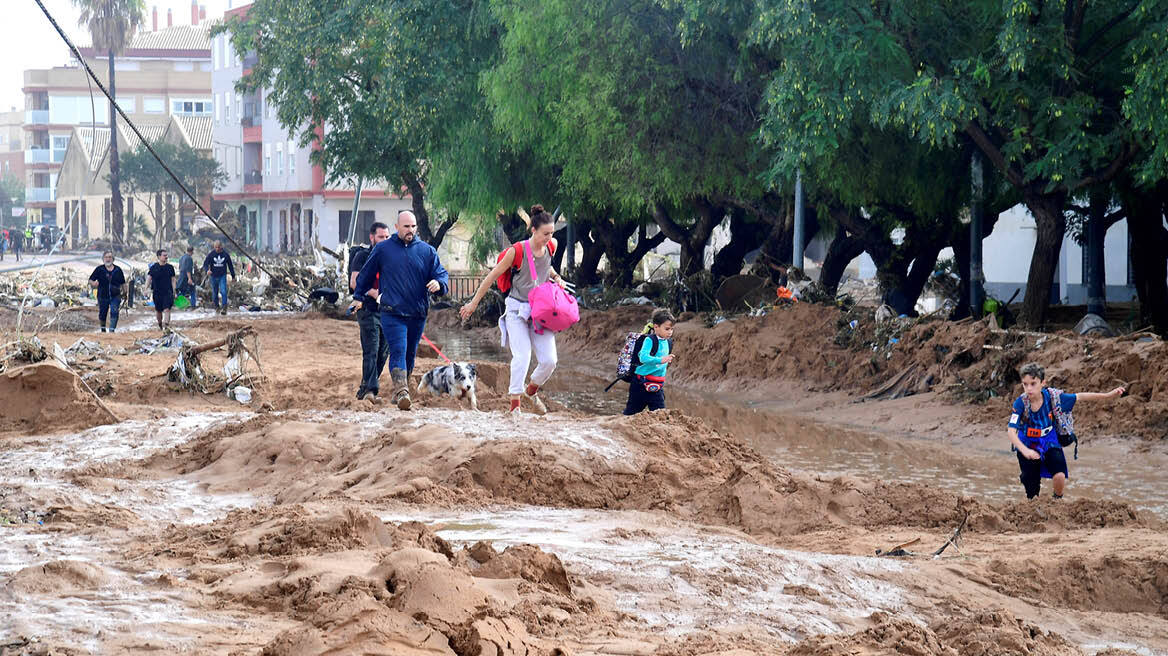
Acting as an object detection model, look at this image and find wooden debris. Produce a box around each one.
[168,326,264,394]
[931,512,969,558]
[876,537,921,557]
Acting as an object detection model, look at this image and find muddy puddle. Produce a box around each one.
[424,327,1168,519]
[382,505,909,641]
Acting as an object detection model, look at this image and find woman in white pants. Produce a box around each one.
[460,205,566,414]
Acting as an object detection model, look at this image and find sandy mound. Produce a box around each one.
[789,609,1081,656]
[544,305,1168,440]
[154,504,592,656]
[0,361,111,433]
[4,560,108,595]
[143,413,1147,539]
[980,551,1168,616]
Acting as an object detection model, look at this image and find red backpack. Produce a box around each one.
[495,240,556,294]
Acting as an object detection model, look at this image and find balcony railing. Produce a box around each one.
[25,109,49,124]
[25,148,51,164]
[243,53,258,70]
[240,114,257,128]
[244,171,263,185]
[25,187,55,202]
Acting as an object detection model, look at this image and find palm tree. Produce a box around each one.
[74,0,145,252]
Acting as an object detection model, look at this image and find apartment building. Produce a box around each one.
[211,1,479,269]
[22,2,211,229]
[54,114,212,247]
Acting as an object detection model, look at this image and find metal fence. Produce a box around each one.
[446,272,482,301]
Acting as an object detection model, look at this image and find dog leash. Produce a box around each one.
[421,334,453,364]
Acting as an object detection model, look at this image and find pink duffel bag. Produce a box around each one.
[524,239,579,334]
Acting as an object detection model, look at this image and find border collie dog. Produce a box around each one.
[418,362,478,410]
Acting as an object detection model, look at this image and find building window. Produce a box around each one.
[214,93,220,122]
[172,99,212,116]
[276,143,283,176]
[226,91,232,120]
[52,135,69,162]
[143,97,165,113]
[264,143,271,175]
[235,149,241,179]
[199,61,212,72]
[235,95,241,120]
[174,61,194,72]
[114,61,140,71]
[116,96,134,113]
[287,142,295,176]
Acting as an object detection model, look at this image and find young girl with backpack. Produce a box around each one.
[460,206,567,414]
[1009,362,1125,499]
[623,309,676,415]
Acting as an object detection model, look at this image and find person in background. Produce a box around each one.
[349,222,391,402]
[178,245,197,309]
[11,229,22,262]
[624,309,676,415]
[88,251,126,332]
[202,240,236,315]
[1008,362,1126,499]
[148,248,178,332]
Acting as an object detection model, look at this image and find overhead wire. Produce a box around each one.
[31,0,309,301]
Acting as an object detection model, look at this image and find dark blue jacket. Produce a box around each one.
[353,234,449,318]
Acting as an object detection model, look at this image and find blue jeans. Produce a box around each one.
[98,296,121,330]
[358,306,390,393]
[210,275,228,308]
[379,313,427,375]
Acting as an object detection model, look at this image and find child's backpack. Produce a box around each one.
[495,241,557,294]
[604,331,661,391]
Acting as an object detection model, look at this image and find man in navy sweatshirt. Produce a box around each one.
[201,240,236,315]
[352,211,449,410]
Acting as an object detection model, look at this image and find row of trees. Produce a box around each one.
[220,1,1168,330]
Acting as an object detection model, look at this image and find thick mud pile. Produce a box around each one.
[123,411,1147,539]
[550,304,1168,440]
[0,361,111,434]
[4,310,1168,655]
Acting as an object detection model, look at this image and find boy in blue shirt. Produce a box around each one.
[1008,362,1125,499]
[623,309,676,415]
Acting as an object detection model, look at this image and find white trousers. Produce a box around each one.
[503,296,558,394]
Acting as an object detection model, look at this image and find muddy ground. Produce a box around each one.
[1,301,1167,655]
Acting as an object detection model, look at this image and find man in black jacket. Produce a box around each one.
[349,222,390,401]
[202,240,236,315]
[88,251,126,332]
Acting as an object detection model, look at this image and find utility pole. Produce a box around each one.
[792,170,804,270]
[970,152,985,317]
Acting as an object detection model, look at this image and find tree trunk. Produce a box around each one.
[573,217,605,285]
[595,218,667,287]
[949,208,1002,320]
[650,197,721,277]
[711,209,767,282]
[108,49,125,252]
[1085,187,1108,315]
[1018,191,1069,328]
[1120,182,1168,334]
[819,230,866,294]
[401,171,457,251]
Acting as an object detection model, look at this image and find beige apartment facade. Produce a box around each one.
[23,10,211,231]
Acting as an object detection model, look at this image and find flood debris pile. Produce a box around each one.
[167,325,265,397]
[0,270,92,310]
